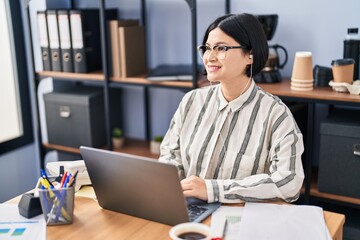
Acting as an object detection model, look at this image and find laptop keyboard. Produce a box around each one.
[187,204,208,222]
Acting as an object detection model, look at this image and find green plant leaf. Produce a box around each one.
[112,127,123,138]
[153,135,163,142]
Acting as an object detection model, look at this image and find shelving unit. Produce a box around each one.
[27,0,229,167]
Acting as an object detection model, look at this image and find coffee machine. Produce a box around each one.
[254,14,288,83]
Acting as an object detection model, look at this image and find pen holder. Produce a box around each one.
[38,186,75,225]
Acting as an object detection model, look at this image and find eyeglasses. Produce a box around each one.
[197,45,249,60]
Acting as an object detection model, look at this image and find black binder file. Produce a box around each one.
[46,10,62,72]
[58,10,73,72]
[70,10,100,73]
[70,9,117,73]
[36,11,51,71]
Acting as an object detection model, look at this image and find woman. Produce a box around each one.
[159,13,304,203]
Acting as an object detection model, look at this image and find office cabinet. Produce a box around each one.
[318,108,360,199]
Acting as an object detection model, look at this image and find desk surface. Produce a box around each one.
[258,80,360,103]
[8,194,345,240]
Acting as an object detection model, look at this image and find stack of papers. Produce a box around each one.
[210,206,243,239]
[210,203,331,240]
[0,204,45,240]
[240,203,331,240]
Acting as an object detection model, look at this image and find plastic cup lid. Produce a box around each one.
[331,58,355,66]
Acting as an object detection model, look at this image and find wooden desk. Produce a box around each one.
[8,194,345,240]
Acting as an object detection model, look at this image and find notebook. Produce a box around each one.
[80,146,220,226]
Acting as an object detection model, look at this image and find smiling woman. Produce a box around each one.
[0,0,33,154]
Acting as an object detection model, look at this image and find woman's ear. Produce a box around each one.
[248,53,254,64]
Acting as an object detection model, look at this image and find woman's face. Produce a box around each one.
[203,27,251,84]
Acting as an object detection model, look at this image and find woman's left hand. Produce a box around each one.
[181,175,208,201]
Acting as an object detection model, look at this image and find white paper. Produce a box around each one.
[238,202,331,240]
[0,204,46,240]
[210,206,243,240]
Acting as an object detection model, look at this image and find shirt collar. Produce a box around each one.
[216,80,256,112]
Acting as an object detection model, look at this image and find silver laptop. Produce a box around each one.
[80,146,220,226]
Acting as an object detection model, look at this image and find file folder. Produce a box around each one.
[70,10,95,73]
[36,11,51,71]
[46,10,62,72]
[69,10,117,73]
[57,10,73,72]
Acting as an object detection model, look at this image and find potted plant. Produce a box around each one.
[112,127,124,149]
[150,135,163,154]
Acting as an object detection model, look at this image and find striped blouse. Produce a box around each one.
[159,80,304,203]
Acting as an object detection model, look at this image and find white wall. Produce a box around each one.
[147,0,360,77]
[232,0,360,78]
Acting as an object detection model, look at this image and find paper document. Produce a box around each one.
[75,186,96,199]
[210,206,243,240]
[238,202,331,240]
[0,204,45,240]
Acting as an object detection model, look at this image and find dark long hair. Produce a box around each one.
[202,13,268,77]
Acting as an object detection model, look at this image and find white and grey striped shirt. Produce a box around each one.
[159,80,304,203]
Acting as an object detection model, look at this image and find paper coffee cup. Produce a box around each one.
[291,52,313,81]
[331,58,355,84]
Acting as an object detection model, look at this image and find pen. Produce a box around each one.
[47,200,57,224]
[222,218,228,240]
[40,184,50,213]
[40,178,51,189]
[211,218,228,240]
[54,189,67,222]
[63,173,71,188]
[67,170,79,187]
[41,169,54,188]
[60,171,68,188]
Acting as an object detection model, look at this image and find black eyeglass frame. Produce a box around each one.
[197,45,249,59]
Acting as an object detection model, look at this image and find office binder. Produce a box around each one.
[36,11,51,71]
[70,9,117,73]
[119,26,146,78]
[46,10,62,72]
[57,10,73,72]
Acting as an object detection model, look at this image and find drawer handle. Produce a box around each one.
[59,106,71,118]
[354,144,360,156]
